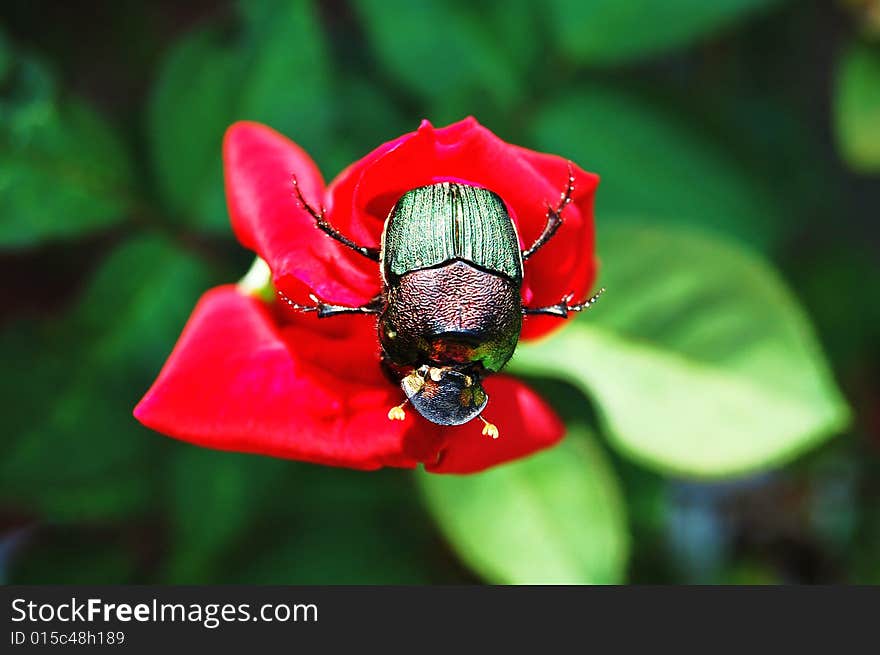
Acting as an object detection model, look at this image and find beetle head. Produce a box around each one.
[400,365,488,426]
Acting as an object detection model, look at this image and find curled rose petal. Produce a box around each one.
[135,286,428,469]
[224,121,381,307]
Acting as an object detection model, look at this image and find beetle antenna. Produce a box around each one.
[387,398,409,421]
[479,415,499,439]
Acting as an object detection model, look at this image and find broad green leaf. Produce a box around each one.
[512,224,850,478]
[0,41,133,247]
[148,0,332,231]
[834,40,880,173]
[0,235,214,521]
[548,0,785,66]
[353,0,525,122]
[419,429,629,584]
[531,86,783,249]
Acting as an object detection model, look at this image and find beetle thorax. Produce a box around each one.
[379,260,522,373]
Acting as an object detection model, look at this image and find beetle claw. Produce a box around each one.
[568,287,606,313]
[276,290,319,312]
[522,288,605,318]
[387,399,409,421]
[479,416,499,439]
[554,162,575,212]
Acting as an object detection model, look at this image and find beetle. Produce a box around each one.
[278,168,604,438]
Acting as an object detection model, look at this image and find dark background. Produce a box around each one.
[1,0,878,584]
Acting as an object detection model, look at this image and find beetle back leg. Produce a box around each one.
[292,176,380,262]
[277,290,384,318]
[521,163,574,261]
[522,288,605,318]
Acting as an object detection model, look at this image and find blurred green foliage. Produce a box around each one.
[0,36,133,247]
[547,0,785,65]
[0,236,214,522]
[531,88,785,249]
[150,0,335,231]
[0,0,877,585]
[835,39,880,173]
[354,0,532,117]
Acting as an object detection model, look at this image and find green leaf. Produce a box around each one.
[0,40,133,248]
[353,0,525,121]
[530,86,783,249]
[548,0,785,66]
[511,224,851,478]
[418,429,629,584]
[834,39,880,173]
[0,235,214,521]
[148,0,333,231]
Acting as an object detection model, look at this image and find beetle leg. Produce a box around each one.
[277,291,384,318]
[292,176,381,262]
[522,287,605,318]
[521,163,574,261]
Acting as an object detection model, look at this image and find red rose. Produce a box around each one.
[134,118,599,473]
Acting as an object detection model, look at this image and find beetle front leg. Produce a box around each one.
[521,163,574,261]
[292,176,381,262]
[277,291,384,318]
[523,288,605,318]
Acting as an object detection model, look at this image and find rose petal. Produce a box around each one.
[224,121,381,306]
[134,285,440,470]
[424,375,566,474]
[326,118,599,340]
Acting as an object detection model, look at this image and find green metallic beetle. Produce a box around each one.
[279,171,604,438]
